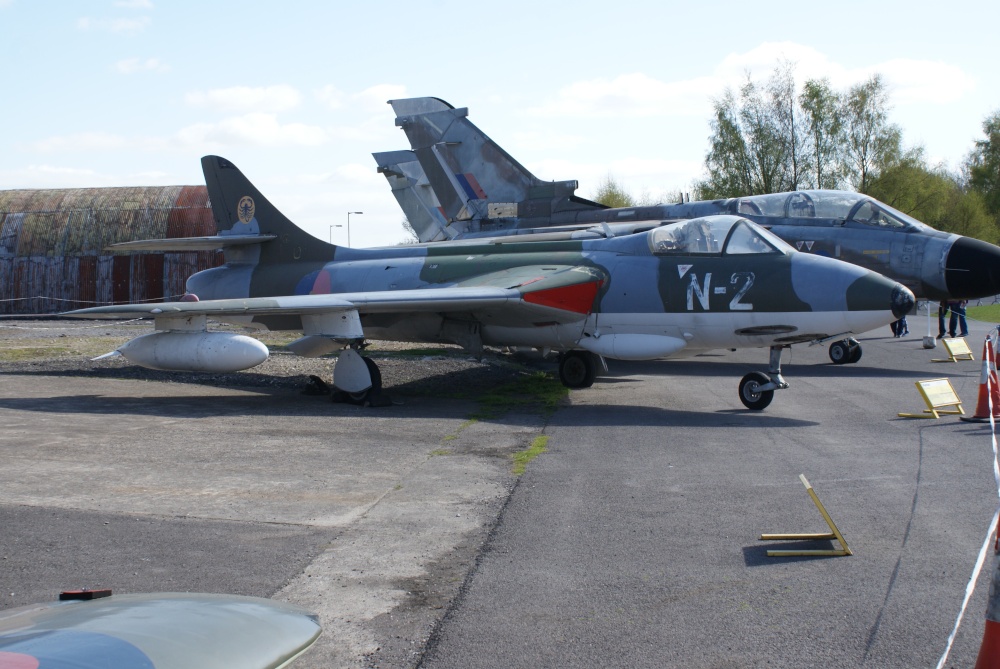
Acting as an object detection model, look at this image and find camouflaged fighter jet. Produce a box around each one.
[64,155,913,410]
[375,97,1000,364]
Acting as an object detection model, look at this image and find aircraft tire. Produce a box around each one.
[739,372,774,411]
[344,357,382,404]
[848,341,862,364]
[559,351,598,389]
[829,340,851,365]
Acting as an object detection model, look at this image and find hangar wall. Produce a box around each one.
[0,186,222,314]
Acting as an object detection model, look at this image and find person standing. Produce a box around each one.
[938,300,950,338]
[948,300,969,337]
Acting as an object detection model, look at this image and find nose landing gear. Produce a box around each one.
[739,345,790,411]
[829,338,862,365]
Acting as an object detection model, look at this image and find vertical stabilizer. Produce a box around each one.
[200,155,333,297]
[389,98,545,219]
[372,150,456,242]
[385,98,604,231]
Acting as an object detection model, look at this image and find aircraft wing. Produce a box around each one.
[63,266,605,325]
[0,592,320,669]
[107,234,278,252]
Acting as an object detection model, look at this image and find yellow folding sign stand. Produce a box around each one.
[932,337,975,362]
[760,474,853,557]
[897,378,964,419]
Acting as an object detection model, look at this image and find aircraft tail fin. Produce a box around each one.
[201,155,334,267]
[386,98,605,231]
[372,149,455,243]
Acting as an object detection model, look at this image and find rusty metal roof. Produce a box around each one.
[0,186,220,314]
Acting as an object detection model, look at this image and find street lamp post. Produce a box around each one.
[346,211,363,247]
[328,224,341,244]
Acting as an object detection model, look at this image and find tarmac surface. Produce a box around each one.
[2,312,999,668]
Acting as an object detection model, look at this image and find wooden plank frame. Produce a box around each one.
[932,337,975,363]
[760,474,853,557]
[897,378,965,419]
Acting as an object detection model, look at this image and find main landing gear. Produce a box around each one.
[558,350,600,389]
[738,345,790,411]
[303,347,391,407]
[828,338,862,365]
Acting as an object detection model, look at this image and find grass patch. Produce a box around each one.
[512,435,549,475]
[0,338,129,362]
[471,372,567,420]
[967,304,1000,323]
[430,448,452,456]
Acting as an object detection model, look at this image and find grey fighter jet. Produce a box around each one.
[376,97,1000,309]
[64,156,913,410]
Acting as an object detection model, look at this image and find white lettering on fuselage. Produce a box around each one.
[684,271,754,311]
[687,272,711,310]
[729,272,755,311]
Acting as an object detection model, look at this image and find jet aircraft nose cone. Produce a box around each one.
[891,284,916,320]
[945,236,1000,299]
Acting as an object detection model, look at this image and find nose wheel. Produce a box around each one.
[738,345,789,411]
[829,338,862,365]
[739,372,774,410]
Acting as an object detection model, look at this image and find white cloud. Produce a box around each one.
[712,42,977,107]
[115,0,153,8]
[315,85,345,110]
[0,0,13,8]
[76,16,151,33]
[33,132,130,152]
[525,72,717,119]
[116,57,169,74]
[352,84,408,113]
[174,113,328,148]
[185,85,302,113]
[876,59,976,105]
[525,42,978,123]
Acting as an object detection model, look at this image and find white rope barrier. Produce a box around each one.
[936,326,1000,668]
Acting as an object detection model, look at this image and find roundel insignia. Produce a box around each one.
[237,196,255,224]
[0,630,154,668]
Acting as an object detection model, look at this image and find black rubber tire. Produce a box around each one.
[559,351,598,389]
[829,340,851,364]
[343,357,382,404]
[739,371,774,411]
[848,342,862,364]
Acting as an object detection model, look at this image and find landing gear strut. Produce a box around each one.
[829,337,862,365]
[738,345,789,411]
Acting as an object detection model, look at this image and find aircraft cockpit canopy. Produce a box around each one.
[732,190,929,231]
[649,216,787,256]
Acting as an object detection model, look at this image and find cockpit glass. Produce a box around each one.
[723,221,782,255]
[649,217,725,255]
[848,201,907,228]
[649,217,789,256]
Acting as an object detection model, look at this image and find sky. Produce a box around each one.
[1,0,998,248]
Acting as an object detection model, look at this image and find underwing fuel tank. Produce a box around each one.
[116,331,269,372]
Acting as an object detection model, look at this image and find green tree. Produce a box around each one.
[841,74,902,194]
[697,89,753,199]
[592,174,637,208]
[399,218,419,244]
[799,78,843,189]
[867,155,1000,243]
[967,110,1000,216]
[768,61,809,191]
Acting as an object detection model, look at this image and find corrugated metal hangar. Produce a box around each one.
[0,185,222,314]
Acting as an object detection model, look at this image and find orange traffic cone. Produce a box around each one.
[976,526,1000,668]
[961,338,1000,423]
